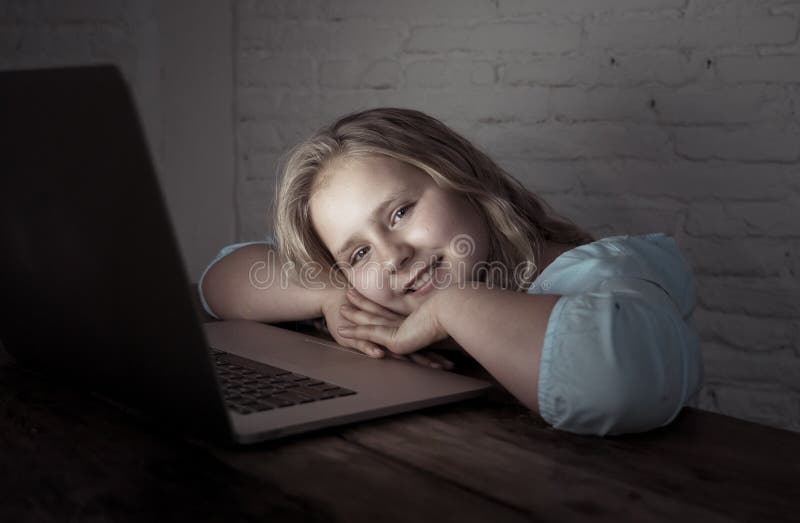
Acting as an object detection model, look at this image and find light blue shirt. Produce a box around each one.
[198,238,275,320]
[527,233,703,435]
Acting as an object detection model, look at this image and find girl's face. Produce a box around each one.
[309,155,490,315]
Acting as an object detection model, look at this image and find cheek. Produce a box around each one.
[351,267,394,306]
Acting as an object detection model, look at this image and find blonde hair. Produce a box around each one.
[273,108,594,291]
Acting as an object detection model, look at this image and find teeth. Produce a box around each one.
[418,270,432,287]
[411,259,438,292]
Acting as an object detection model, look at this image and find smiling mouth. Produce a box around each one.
[404,257,442,294]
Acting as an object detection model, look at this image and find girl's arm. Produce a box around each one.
[201,244,341,323]
[337,284,559,414]
[201,245,458,368]
[431,286,560,414]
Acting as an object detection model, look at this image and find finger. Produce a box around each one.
[353,339,386,358]
[336,335,385,358]
[408,352,443,369]
[419,351,454,370]
[311,318,329,333]
[340,304,402,328]
[337,324,409,354]
[346,289,405,320]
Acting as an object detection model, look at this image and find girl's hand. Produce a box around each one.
[337,288,453,370]
[320,287,388,358]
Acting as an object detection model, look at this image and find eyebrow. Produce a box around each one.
[334,190,406,260]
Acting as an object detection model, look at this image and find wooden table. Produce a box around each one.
[2,346,800,522]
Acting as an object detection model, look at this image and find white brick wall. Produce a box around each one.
[235,0,800,432]
[8,1,795,434]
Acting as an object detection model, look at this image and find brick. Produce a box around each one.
[652,84,792,125]
[406,25,471,53]
[274,120,318,148]
[469,21,581,54]
[237,179,274,240]
[320,60,364,89]
[686,200,799,238]
[696,312,799,352]
[325,0,497,21]
[688,0,792,18]
[498,0,686,16]
[245,151,283,181]
[770,3,800,19]
[315,90,384,121]
[471,61,495,85]
[697,382,800,432]
[238,119,319,162]
[472,122,672,160]
[503,52,709,88]
[35,0,129,23]
[550,87,654,122]
[500,52,704,87]
[239,91,329,124]
[546,194,687,238]
[369,89,438,115]
[675,125,800,162]
[237,91,286,118]
[90,23,137,65]
[16,25,95,60]
[239,19,331,52]
[329,20,407,57]
[503,57,591,87]
[362,60,401,89]
[236,17,280,49]
[244,121,283,150]
[680,236,799,277]
[578,161,793,202]
[237,0,327,20]
[422,87,549,125]
[238,55,315,87]
[407,21,581,54]
[0,1,37,22]
[585,16,796,49]
[405,60,449,87]
[498,159,583,194]
[405,59,496,88]
[695,275,800,318]
[0,24,23,61]
[791,86,800,126]
[609,53,710,87]
[717,56,800,84]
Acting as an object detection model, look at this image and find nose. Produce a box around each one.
[378,237,413,274]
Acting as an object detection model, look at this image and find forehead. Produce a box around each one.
[309,156,430,251]
[315,155,424,192]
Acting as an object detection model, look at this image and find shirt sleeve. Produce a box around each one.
[537,276,703,436]
[529,233,703,435]
[197,235,275,320]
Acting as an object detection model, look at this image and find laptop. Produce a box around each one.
[0,65,492,445]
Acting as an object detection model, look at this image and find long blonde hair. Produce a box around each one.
[273,108,594,291]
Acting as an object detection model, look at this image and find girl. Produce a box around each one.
[200,108,703,436]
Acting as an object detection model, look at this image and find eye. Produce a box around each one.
[349,203,414,265]
[351,246,369,264]
[392,203,413,224]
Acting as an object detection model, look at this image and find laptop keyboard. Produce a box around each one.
[210,348,357,415]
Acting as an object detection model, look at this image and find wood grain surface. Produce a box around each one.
[2,345,799,522]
